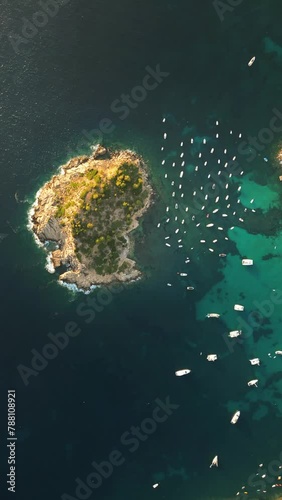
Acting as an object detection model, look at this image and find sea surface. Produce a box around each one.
[1,1,282,499]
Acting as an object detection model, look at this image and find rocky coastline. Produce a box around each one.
[29,145,153,292]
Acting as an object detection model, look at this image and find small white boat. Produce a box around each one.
[187,287,194,291]
[207,354,217,362]
[206,313,220,318]
[175,369,191,377]
[234,304,244,311]
[231,410,240,424]
[275,351,282,355]
[249,358,260,366]
[242,259,253,266]
[228,330,242,338]
[210,455,218,468]
[248,56,256,67]
[219,253,226,257]
[179,273,188,277]
[206,223,214,227]
[248,379,258,387]
[152,483,159,489]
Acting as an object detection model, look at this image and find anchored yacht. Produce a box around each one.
[175,369,191,377]
[207,354,217,362]
[231,410,240,424]
[248,56,256,67]
[250,358,260,365]
[228,330,242,338]
[206,313,220,318]
[242,259,253,266]
[234,304,244,311]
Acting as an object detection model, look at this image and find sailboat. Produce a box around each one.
[210,455,218,468]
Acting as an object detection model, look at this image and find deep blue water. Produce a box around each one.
[2,1,282,499]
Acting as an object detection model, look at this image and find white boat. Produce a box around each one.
[234,304,244,311]
[228,330,242,338]
[207,354,217,362]
[242,259,253,266]
[186,287,194,290]
[275,351,282,355]
[249,358,260,365]
[231,410,240,424]
[152,483,159,489]
[210,455,218,468]
[206,313,220,318]
[248,379,258,387]
[179,273,188,277]
[175,369,191,377]
[248,56,256,67]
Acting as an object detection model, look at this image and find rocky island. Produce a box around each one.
[30,145,152,291]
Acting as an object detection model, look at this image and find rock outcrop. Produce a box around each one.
[30,146,152,291]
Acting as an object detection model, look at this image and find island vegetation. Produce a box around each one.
[31,145,152,290]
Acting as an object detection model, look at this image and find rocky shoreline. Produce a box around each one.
[29,145,153,292]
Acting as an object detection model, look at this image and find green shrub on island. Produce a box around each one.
[49,154,151,278]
